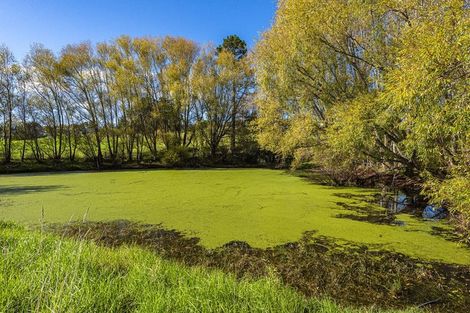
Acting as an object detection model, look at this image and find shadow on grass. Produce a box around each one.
[0,185,66,195]
[45,220,470,313]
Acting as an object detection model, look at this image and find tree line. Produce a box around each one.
[1,0,468,227]
[0,35,255,168]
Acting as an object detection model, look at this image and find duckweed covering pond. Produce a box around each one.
[0,169,469,264]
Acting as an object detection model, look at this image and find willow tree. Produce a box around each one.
[95,42,122,162]
[382,0,469,220]
[161,37,199,149]
[105,36,142,161]
[255,0,396,162]
[255,0,470,217]
[130,37,165,160]
[255,0,467,172]
[323,0,469,182]
[59,43,105,168]
[192,49,231,158]
[25,45,69,160]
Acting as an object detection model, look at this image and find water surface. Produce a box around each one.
[0,169,468,264]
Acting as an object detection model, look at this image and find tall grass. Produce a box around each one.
[0,222,417,313]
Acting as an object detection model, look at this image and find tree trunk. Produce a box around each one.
[230,86,237,155]
[95,127,103,169]
[21,139,26,162]
[5,100,12,163]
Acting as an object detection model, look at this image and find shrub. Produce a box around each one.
[161,146,192,167]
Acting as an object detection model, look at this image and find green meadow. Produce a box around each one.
[0,169,468,265]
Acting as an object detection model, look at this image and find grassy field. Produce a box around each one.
[0,222,418,313]
[4,138,165,161]
[0,169,469,264]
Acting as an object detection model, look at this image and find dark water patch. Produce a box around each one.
[0,185,66,195]
[334,203,463,248]
[335,213,405,226]
[334,199,465,245]
[334,191,423,214]
[335,201,383,215]
[333,189,442,227]
[333,192,376,202]
[45,220,470,313]
[334,202,403,226]
[291,170,337,186]
[431,226,464,243]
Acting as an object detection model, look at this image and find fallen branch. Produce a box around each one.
[417,298,441,308]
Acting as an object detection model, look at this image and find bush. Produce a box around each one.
[161,146,192,167]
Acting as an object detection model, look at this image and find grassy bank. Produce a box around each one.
[47,220,470,312]
[0,222,415,313]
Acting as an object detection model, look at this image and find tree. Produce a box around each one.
[255,0,432,171]
[0,45,19,163]
[25,44,68,160]
[128,37,164,160]
[193,49,232,158]
[95,42,121,162]
[217,35,253,156]
[107,35,140,161]
[161,36,199,149]
[255,0,470,218]
[15,65,31,162]
[59,43,104,168]
[217,35,247,60]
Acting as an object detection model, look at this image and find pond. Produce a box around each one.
[0,168,468,264]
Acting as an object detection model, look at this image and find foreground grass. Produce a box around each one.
[0,223,416,313]
[1,169,469,264]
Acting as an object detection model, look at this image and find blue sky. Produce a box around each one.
[0,0,277,60]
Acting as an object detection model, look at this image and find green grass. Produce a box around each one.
[5,138,162,161]
[0,222,418,313]
[0,169,469,264]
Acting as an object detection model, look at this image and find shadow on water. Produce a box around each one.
[332,191,468,248]
[43,220,470,313]
[334,201,406,226]
[332,188,428,223]
[0,185,66,195]
[431,226,463,242]
[333,190,424,214]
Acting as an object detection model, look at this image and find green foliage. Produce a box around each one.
[425,172,470,219]
[217,35,248,60]
[254,0,469,222]
[161,146,191,167]
[0,35,256,166]
[424,164,470,240]
[192,48,254,158]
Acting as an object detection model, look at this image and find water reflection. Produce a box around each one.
[333,190,425,226]
[375,191,414,214]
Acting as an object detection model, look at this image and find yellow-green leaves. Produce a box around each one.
[255,0,470,217]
